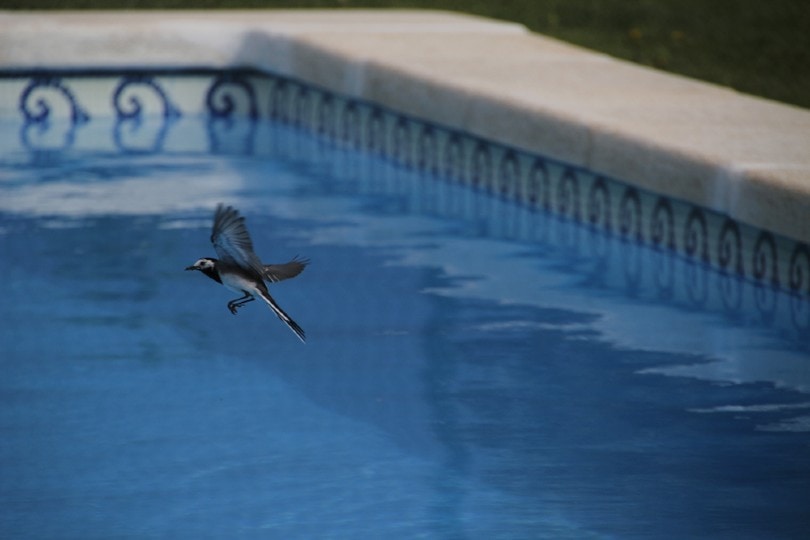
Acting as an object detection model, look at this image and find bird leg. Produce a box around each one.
[227,294,254,314]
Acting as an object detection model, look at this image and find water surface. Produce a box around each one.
[1,117,809,539]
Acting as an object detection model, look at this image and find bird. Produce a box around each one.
[186,204,308,342]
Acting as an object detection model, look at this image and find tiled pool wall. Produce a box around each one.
[3,68,810,312]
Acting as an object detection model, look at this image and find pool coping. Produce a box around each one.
[2,8,810,244]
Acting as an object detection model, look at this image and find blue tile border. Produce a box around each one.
[3,67,809,300]
[18,75,90,125]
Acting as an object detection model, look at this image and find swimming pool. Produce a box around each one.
[1,71,809,539]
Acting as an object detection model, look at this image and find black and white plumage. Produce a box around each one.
[186,204,308,343]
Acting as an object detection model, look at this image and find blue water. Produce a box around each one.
[1,117,809,539]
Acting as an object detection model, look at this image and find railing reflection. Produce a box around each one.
[18,76,89,153]
[112,75,181,153]
[8,69,810,338]
[268,122,810,342]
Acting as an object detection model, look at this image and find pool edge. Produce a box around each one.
[1,8,809,244]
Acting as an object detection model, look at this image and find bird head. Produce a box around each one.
[185,258,216,272]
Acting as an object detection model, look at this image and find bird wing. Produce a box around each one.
[210,204,265,276]
[263,256,310,283]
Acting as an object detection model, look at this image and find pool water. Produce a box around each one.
[1,115,809,539]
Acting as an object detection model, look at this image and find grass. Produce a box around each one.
[3,0,809,110]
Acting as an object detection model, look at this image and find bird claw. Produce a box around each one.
[228,304,239,315]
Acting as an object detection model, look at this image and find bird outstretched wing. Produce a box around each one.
[263,256,310,283]
[210,204,265,276]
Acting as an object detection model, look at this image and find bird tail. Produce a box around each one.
[257,289,306,343]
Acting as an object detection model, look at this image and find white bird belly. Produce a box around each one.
[219,271,260,296]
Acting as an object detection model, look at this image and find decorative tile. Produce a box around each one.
[2,67,808,303]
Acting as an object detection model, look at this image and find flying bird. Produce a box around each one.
[186,204,308,342]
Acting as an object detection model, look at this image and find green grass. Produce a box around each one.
[3,0,809,109]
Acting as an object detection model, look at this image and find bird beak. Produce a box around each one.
[185,265,197,271]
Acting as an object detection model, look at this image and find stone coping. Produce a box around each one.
[1,9,809,243]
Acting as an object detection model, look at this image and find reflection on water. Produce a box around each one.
[1,113,809,539]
